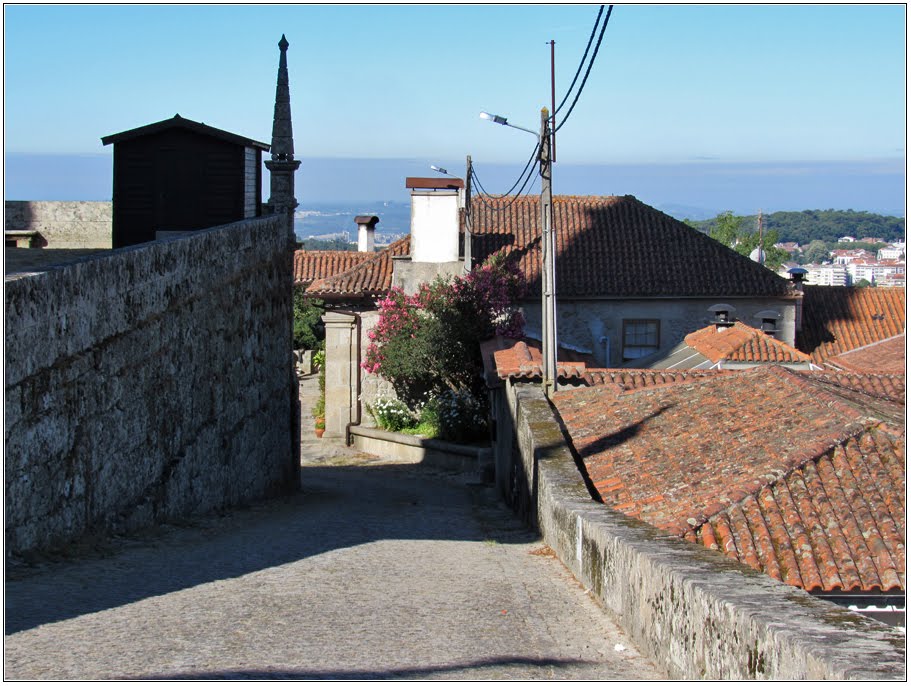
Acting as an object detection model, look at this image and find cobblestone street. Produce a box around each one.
[4,377,666,680]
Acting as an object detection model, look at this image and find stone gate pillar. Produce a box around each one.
[322,311,359,439]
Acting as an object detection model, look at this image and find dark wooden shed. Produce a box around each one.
[101,114,270,248]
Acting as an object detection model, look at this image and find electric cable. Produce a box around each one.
[552,5,604,118]
[554,4,613,134]
[473,140,540,199]
[470,158,539,212]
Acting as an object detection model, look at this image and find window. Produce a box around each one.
[622,319,660,360]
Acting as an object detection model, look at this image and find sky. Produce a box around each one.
[3,3,907,215]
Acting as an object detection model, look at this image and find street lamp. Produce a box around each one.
[480,109,557,398]
[479,111,538,137]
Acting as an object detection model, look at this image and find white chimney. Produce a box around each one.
[406,177,463,263]
[354,215,379,252]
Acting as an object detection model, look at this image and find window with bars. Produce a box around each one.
[622,319,660,360]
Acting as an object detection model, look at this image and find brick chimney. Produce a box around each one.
[405,177,464,263]
[354,215,379,253]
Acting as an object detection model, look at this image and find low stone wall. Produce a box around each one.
[5,216,299,557]
[501,382,905,680]
[350,425,490,476]
[5,201,113,249]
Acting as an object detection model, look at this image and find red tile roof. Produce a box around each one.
[293,250,372,286]
[469,195,797,298]
[795,369,905,405]
[827,334,906,375]
[305,236,410,299]
[483,337,725,388]
[684,322,812,364]
[554,365,905,593]
[298,194,800,301]
[795,286,906,364]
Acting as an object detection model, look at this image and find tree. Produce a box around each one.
[707,211,789,270]
[853,278,871,288]
[802,240,831,265]
[292,287,325,350]
[710,211,744,248]
[363,252,525,405]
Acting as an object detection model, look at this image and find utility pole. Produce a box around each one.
[540,108,557,398]
[464,155,473,272]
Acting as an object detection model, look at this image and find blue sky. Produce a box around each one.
[3,4,907,214]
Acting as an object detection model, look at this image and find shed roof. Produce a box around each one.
[102,114,270,150]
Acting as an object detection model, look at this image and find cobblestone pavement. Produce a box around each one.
[4,377,666,681]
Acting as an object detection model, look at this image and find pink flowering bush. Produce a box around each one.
[363,252,525,407]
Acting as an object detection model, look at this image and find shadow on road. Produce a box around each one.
[6,459,536,635]
[135,655,597,680]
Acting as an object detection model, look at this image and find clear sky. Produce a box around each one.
[3,3,907,213]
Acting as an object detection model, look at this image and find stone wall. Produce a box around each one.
[5,201,113,249]
[497,382,905,680]
[5,216,299,557]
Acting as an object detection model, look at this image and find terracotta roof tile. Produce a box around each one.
[469,195,796,298]
[305,237,410,299]
[827,334,906,374]
[795,286,906,364]
[293,250,372,286]
[485,337,724,388]
[794,369,905,405]
[554,365,905,592]
[684,322,812,364]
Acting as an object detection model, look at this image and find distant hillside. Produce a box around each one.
[689,209,905,245]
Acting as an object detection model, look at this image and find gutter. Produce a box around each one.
[330,308,363,446]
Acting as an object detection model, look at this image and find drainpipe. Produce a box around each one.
[332,308,363,446]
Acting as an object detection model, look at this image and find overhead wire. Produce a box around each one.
[473,139,540,199]
[553,4,613,134]
[470,4,614,211]
[552,4,604,118]
[470,157,539,212]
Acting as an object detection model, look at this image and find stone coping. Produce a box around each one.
[349,425,491,477]
[508,384,905,680]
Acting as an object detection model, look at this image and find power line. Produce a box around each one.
[470,156,539,212]
[553,4,613,134]
[472,140,540,199]
[552,5,604,118]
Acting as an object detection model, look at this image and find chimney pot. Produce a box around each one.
[355,215,379,253]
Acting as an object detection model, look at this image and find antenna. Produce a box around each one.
[549,40,556,163]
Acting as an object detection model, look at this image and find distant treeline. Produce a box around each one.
[688,209,905,245]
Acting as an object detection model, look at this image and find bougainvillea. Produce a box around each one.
[362,252,525,405]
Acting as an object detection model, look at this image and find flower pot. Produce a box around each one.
[315,428,325,438]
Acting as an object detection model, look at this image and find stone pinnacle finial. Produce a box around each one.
[270,34,294,161]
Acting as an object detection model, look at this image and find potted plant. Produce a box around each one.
[312,392,326,438]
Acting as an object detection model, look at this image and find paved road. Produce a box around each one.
[4,378,665,680]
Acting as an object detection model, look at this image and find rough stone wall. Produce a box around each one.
[523,296,798,366]
[5,216,299,557]
[5,201,113,249]
[499,382,905,680]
